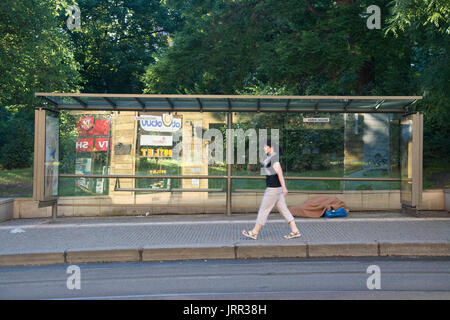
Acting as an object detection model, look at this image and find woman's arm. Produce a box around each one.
[273,161,288,195]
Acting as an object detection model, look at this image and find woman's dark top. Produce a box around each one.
[264,158,281,188]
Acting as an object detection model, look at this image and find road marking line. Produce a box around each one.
[49,289,450,300]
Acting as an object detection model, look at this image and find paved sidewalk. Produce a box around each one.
[0,212,449,266]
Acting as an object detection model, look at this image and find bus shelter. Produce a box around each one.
[33,93,423,219]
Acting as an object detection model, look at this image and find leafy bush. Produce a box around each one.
[0,111,34,169]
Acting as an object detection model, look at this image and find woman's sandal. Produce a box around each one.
[242,229,258,240]
[283,231,301,239]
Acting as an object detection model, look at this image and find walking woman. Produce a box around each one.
[242,139,301,240]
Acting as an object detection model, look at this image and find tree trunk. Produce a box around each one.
[356,57,375,94]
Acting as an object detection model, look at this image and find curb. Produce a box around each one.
[379,242,450,257]
[143,246,235,261]
[235,243,307,259]
[0,242,449,267]
[0,251,65,266]
[307,242,379,257]
[66,248,141,264]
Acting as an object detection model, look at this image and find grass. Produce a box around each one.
[0,167,33,198]
[423,159,450,189]
[230,167,344,191]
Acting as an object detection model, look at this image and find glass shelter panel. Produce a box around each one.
[133,111,227,212]
[59,110,112,196]
[343,113,402,191]
[59,110,227,213]
[400,115,413,206]
[231,112,401,192]
[44,111,59,199]
[57,109,404,213]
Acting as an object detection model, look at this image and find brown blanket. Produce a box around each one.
[288,195,349,218]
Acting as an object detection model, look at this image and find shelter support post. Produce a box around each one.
[400,112,423,215]
[52,201,58,221]
[412,112,423,213]
[33,109,45,201]
[226,111,232,216]
[33,108,60,220]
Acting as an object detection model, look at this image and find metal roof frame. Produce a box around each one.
[35,93,422,113]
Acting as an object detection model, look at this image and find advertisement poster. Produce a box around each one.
[135,113,182,191]
[44,112,59,198]
[74,115,111,194]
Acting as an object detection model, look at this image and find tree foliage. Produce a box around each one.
[0,0,81,109]
[0,0,81,168]
[142,0,416,96]
[68,0,182,93]
[385,0,450,161]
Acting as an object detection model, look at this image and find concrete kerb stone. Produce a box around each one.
[0,251,65,266]
[142,245,235,261]
[307,242,379,257]
[1,241,450,267]
[66,248,141,264]
[235,242,308,259]
[379,241,450,257]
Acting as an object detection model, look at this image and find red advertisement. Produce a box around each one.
[76,138,94,152]
[95,138,109,151]
[77,118,109,136]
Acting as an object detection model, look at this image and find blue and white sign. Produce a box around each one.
[138,114,182,132]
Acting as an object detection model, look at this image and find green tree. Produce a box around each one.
[142,0,415,96]
[0,0,81,168]
[385,0,450,162]
[0,0,80,109]
[68,0,182,93]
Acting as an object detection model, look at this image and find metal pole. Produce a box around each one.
[52,200,57,221]
[59,173,401,181]
[226,111,232,216]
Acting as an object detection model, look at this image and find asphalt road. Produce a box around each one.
[0,257,449,300]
